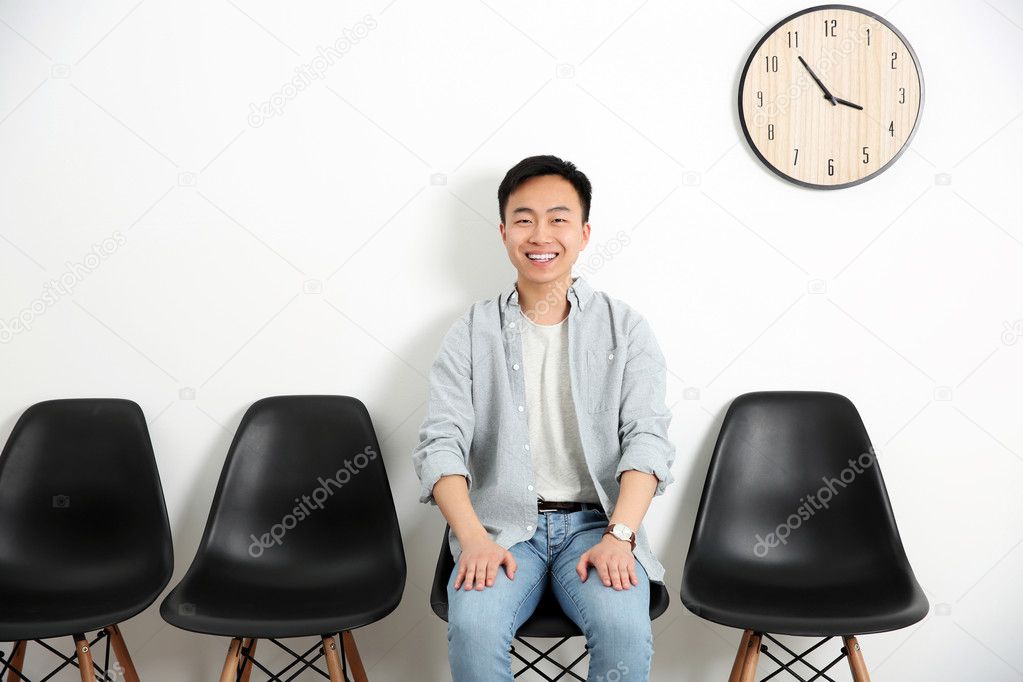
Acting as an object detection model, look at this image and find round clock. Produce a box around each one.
[738,4,923,189]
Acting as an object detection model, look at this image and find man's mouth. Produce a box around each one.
[526,252,559,264]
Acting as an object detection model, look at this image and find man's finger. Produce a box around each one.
[475,560,488,590]
[454,564,466,590]
[462,564,475,591]
[609,564,623,590]
[597,560,612,587]
[503,551,517,579]
[576,552,590,581]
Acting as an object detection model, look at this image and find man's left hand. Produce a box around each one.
[576,534,638,590]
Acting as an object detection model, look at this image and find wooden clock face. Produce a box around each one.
[739,5,923,189]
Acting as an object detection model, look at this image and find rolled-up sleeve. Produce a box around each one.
[616,315,675,496]
[412,314,475,506]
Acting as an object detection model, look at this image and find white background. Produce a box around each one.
[1,1,1021,680]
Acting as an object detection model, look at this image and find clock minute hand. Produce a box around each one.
[797,55,837,106]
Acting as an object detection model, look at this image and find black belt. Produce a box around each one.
[537,500,603,513]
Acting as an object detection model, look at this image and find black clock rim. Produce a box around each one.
[737,3,926,190]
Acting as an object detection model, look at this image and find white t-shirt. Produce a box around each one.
[519,309,600,503]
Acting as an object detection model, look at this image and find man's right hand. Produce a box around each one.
[454,533,517,591]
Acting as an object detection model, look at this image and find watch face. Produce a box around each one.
[739,4,923,188]
[612,524,631,540]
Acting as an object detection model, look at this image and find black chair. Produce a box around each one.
[430,525,670,681]
[0,398,173,682]
[160,395,405,682]
[681,391,929,682]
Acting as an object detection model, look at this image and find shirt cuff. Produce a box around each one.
[418,450,472,506]
[615,448,674,496]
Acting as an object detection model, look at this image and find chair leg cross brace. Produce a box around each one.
[1,629,123,682]
[729,630,872,682]
[222,633,364,682]
[510,636,587,681]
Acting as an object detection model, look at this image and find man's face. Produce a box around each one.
[500,174,590,287]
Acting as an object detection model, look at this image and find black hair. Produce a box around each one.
[497,155,592,224]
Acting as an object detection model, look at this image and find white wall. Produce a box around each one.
[1,1,1021,680]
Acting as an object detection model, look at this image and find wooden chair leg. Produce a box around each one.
[104,624,140,682]
[219,638,243,682]
[72,634,95,682]
[5,641,27,682]
[737,631,762,682]
[322,635,346,682]
[843,635,871,682]
[238,638,257,682]
[728,630,753,682]
[342,631,368,682]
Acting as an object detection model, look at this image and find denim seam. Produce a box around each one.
[505,568,548,645]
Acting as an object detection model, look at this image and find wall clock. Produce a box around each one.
[738,5,923,189]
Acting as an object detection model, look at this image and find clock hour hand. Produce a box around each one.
[797,55,837,106]
[833,96,864,110]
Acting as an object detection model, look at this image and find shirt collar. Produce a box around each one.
[502,274,593,313]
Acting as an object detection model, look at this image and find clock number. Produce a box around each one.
[891,51,898,69]
[765,55,779,72]
[768,124,775,140]
[824,19,837,37]
[865,28,871,46]
[787,31,799,48]
[793,148,799,166]
[888,120,895,137]
[862,146,870,164]
[757,90,764,107]
[827,158,835,177]
[898,87,906,104]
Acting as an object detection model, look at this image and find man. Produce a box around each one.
[412,155,675,681]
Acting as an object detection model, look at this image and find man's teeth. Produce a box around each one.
[527,253,558,261]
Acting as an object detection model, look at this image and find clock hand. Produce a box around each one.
[798,55,837,106]
[832,96,864,110]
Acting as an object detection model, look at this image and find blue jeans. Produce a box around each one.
[447,508,653,681]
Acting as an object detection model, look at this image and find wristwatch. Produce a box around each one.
[603,522,636,549]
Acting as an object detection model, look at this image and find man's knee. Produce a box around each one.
[447,606,515,650]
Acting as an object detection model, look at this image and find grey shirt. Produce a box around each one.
[411,274,676,583]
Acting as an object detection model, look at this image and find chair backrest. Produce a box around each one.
[0,398,173,591]
[684,391,916,587]
[191,395,405,587]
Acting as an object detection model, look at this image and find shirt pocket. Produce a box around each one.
[585,346,623,413]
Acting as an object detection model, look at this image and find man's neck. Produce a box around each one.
[516,275,574,324]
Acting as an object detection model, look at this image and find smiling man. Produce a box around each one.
[412,155,675,681]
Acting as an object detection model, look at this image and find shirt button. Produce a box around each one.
[509,322,516,328]
[518,405,524,412]
[524,444,530,451]
[608,353,614,360]
[528,485,534,491]
[526,524,533,531]
[513,363,520,370]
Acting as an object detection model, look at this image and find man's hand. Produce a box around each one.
[576,534,639,590]
[454,532,517,591]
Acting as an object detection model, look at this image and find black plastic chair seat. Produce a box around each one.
[682,566,928,636]
[161,563,405,638]
[0,399,173,642]
[0,581,163,641]
[159,396,406,641]
[680,391,929,638]
[431,527,669,638]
